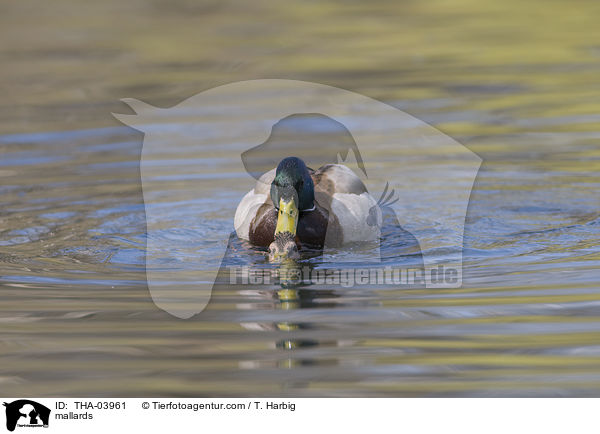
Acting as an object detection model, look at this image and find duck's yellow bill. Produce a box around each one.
[275,198,299,236]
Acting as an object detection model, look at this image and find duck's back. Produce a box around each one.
[312,164,381,245]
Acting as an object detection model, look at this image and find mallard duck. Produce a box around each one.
[235,157,382,260]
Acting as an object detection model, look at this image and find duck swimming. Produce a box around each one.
[234,157,382,260]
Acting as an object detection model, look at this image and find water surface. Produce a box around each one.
[1,0,599,396]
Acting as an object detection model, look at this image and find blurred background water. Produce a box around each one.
[1,0,599,396]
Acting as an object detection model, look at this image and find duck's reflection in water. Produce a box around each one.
[242,260,348,368]
[209,243,354,370]
[274,261,326,354]
[209,227,424,372]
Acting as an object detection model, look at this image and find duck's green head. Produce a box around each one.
[270,157,314,238]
